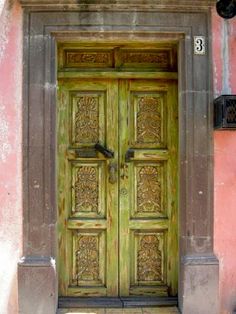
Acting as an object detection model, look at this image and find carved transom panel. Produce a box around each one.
[74,166,99,213]
[65,50,113,68]
[121,51,170,68]
[137,166,162,213]
[137,235,162,282]
[74,95,99,144]
[75,235,99,283]
[136,96,162,144]
[59,46,177,71]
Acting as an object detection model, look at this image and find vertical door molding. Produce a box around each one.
[18,9,219,314]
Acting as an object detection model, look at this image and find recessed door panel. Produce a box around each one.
[132,161,167,218]
[131,91,167,148]
[71,91,106,147]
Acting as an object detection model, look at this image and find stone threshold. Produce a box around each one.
[57,307,180,314]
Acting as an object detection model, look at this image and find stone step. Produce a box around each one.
[57,307,180,314]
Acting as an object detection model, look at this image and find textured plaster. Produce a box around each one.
[0,0,12,63]
[213,8,236,314]
[0,0,22,313]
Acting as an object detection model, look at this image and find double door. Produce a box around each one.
[57,78,178,297]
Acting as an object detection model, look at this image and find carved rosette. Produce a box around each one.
[137,166,161,213]
[74,96,99,144]
[75,235,99,283]
[137,235,162,282]
[136,96,161,144]
[74,166,99,213]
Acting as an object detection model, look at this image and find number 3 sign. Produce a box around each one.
[194,36,206,55]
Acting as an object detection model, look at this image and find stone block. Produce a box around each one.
[18,256,57,314]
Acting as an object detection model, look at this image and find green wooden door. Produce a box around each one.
[119,80,178,297]
[57,78,178,298]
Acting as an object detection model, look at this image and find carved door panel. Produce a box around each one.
[58,79,119,297]
[58,78,178,298]
[119,80,178,296]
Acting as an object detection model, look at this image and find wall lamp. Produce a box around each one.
[216,0,236,19]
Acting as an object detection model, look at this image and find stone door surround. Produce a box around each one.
[18,3,219,314]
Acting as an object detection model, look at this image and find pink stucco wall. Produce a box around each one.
[0,0,22,313]
[213,9,236,314]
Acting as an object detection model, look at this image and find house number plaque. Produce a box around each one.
[194,36,206,55]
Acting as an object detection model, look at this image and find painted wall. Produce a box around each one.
[212,8,236,314]
[0,0,22,313]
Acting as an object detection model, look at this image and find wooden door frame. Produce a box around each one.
[18,8,219,314]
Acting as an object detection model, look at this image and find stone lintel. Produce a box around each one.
[19,0,215,10]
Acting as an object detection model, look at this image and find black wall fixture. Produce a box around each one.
[214,95,236,129]
[216,0,236,19]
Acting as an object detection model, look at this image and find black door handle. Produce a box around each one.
[95,142,114,158]
[125,148,134,162]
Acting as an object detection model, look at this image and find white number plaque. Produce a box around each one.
[194,36,206,55]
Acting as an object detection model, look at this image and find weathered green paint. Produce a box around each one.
[57,79,119,297]
[57,45,178,298]
[119,79,178,297]
[58,72,178,80]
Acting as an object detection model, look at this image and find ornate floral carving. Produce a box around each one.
[122,51,169,67]
[75,235,99,283]
[137,235,162,282]
[74,166,98,213]
[137,166,161,213]
[66,51,110,66]
[74,96,99,144]
[136,96,162,144]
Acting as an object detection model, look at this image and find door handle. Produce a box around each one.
[108,162,118,184]
[95,142,114,158]
[120,163,129,180]
[125,148,134,162]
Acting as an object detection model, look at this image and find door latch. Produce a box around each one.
[95,142,114,158]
